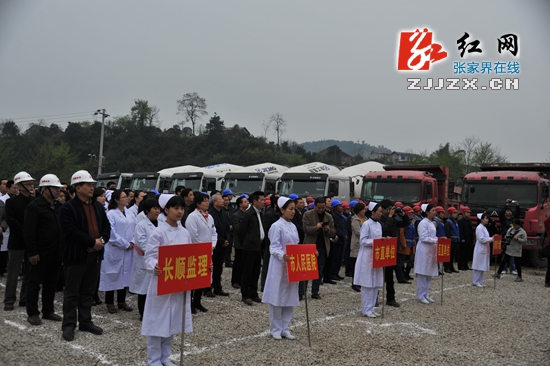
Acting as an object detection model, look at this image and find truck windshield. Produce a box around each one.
[362,180,421,203]
[280,179,326,197]
[224,179,263,196]
[462,182,537,207]
[96,178,116,189]
[129,178,157,192]
[169,178,202,192]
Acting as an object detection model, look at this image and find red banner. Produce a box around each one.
[437,238,451,263]
[493,235,502,255]
[157,242,212,295]
[372,237,397,268]
[286,244,319,282]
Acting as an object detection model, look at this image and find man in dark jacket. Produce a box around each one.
[230,196,249,289]
[59,170,110,342]
[24,174,65,325]
[237,191,265,305]
[4,171,36,311]
[330,200,346,281]
[458,206,474,270]
[261,194,280,291]
[208,193,231,296]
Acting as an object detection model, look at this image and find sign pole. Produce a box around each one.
[493,253,497,290]
[440,269,444,305]
[304,282,311,347]
[179,291,186,366]
[381,267,385,319]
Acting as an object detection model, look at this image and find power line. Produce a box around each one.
[1,111,96,122]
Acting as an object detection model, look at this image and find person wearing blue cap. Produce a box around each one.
[330,200,346,282]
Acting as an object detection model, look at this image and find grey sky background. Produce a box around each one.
[1,0,549,163]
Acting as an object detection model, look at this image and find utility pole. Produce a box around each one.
[94,109,109,175]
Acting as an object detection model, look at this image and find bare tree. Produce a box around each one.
[470,142,508,166]
[455,136,507,170]
[261,120,271,137]
[176,92,207,135]
[455,136,480,173]
[269,112,286,146]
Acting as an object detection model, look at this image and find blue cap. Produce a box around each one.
[309,202,314,209]
[289,193,299,200]
[240,193,249,199]
[222,189,233,196]
[349,200,358,208]
[331,199,342,208]
[150,190,159,196]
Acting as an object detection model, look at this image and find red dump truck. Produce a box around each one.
[361,165,456,209]
[461,163,550,267]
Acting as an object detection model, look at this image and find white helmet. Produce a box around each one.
[70,170,96,185]
[14,171,34,184]
[39,174,63,188]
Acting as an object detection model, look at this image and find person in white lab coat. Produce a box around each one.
[262,197,300,340]
[130,198,161,320]
[141,195,193,366]
[414,204,438,304]
[353,202,384,318]
[185,191,216,313]
[100,189,135,313]
[472,213,494,287]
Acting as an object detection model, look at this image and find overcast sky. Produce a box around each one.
[1,0,549,162]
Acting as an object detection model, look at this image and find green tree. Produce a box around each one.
[130,99,159,129]
[176,92,207,135]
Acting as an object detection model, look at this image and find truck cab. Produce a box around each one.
[222,163,289,201]
[96,172,133,190]
[168,163,243,194]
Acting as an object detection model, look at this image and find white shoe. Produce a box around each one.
[511,270,518,275]
[163,361,177,366]
[373,312,381,317]
[418,299,429,304]
[272,334,282,340]
[473,283,484,288]
[365,313,377,318]
[425,296,435,303]
[282,333,296,340]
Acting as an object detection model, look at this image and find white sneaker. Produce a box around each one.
[163,361,177,366]
[282,333,296,340]
[511,270,518,275]
[365,313,377,318]
[373,312,381,317]
[473,283,484,288]
[418,298,429,304]
[272,334,282,340]
[425,296,435,303]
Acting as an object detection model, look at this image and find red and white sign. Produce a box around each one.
[437,238,451,263]
[157,242,212,295]
[372,237,397,268]
[493,235,502,255]
[286,244,319,282]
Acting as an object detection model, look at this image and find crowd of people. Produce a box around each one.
[1,171,549,366]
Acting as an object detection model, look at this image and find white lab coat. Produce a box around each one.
[185,209,217,249]
[262,218,300,307]
[129,217,156,295]
[353,218,383,288]
[135,211,146,223]
[100,207,135,291]
[472,224,493,271]
[141,222,193,337]
[414,218,439,277]
[127,204,138,221]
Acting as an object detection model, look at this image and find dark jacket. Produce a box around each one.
[237,206,265,252]
[230,209,247,250]
[5,193,34,250]
[380,213,410,238]
[0,200,7,240]
[23,195,62,261]
[331,211,346,245]
[209,206,231,249]
[262,208,280,250]
[458,217,474,245]
[59,197,110,266]
[499,204,520,236]
[291,210,305,244]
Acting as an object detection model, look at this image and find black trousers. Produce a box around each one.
[231,248,244,286]
[138,294,146,317]
[384,266,396,302]
[457,241,471,268]
[105,289,126,304]
[444,242,460,270]
[260,246,270,291]
[498,254,522,278]
[241,250,261,300]
[212,244,225,291]
[62,253,101,330]
[224,241,233,265]
[26,258,62,317]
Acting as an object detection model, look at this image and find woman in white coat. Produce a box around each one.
[142,195,193,366]
[185,192,217,313]
[100,189,135,313]
[130,198,161,320]
[472,213,494,287]
[414,204,438,304]
[262,197,300,340]
[353,202,384,318]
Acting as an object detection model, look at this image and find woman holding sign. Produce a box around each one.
[415,204,438,304]
[142,196,193,366]
[472,213,494,287]
[354,202,384,318]
[262,197,300,340]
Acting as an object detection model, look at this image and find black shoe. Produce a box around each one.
[444,269,452,274]
[386,300,400,307]
[195,304,208,312]
[92,300,103,306]
[451,268,459,273]
[546,283,550,288]
[79,323,103,335]
[204,290,216,298]
[191,305,197,314]
[62,328,74,342]
[331,275,342,281]
[299,294,304,301]
[351,285,361,292]
[225,262,233,268]
[311,294,321,300]
[323,280,337,285]
[214,290,229,296]
[18,301,26,307]
[404,275,414,281]
[439,271,444,275]
[398,280,412,284]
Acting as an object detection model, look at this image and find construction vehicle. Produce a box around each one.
[222,163,288,200]
[96,172,133,190]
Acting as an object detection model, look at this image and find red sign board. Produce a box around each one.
[286,244,319,282]
[372,237,397,268]
[493,235,502,255]
[157,242,212,296]
[437,238,451,263]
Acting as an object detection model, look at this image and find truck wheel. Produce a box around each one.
[526,234,548,268]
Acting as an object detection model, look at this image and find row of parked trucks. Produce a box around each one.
[96,162,549,267]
